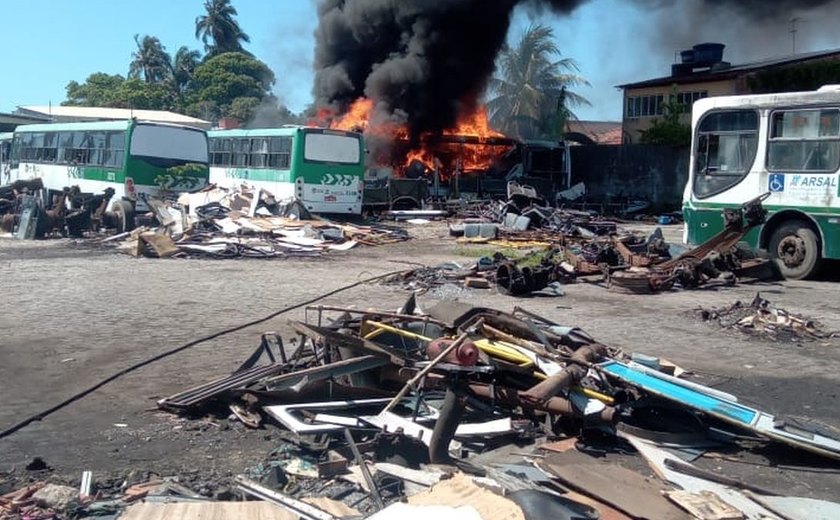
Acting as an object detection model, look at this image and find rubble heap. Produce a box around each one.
[106,185,410,259]
[443,189,775,295]
[5,298,840,519]
[696,292,840,344]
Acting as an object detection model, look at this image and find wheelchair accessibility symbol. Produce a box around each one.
[769,173,785,193]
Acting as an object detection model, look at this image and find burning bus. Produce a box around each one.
[313,98,571,210]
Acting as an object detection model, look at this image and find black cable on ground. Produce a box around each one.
[0,269,406,441]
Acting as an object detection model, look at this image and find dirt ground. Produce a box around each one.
[2,222,840,500]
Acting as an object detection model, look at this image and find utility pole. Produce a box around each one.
[790,17,802,55]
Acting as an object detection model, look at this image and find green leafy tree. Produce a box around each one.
[115,79,173,110]
[639,91,691,147]
[64,73,125,106]
[195,0,251,57]
[129,34,172,84]
[185,52,274,120]
[748,61,840,93]
[488,24,589,140]
[227,96,261,123]
[63,73,172,110]
[170,46,202,94]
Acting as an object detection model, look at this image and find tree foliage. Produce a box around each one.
[129,34,172,84]
[63,73,173,110]
[195,0,251,56]
[185,52,275,119]
[62,1,301,125]
[170,46,202,94]
[748,61,840,94]
[488,24,589,140]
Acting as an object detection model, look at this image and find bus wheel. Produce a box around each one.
[112,200,136,234]
[769,221,820,280]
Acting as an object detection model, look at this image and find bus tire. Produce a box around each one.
[768,221,820,280]
[112,200,136,234]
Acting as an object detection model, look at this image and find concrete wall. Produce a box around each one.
[569,144,690,210]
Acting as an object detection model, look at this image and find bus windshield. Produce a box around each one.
[303,131,361,164]
[130,124,208,165]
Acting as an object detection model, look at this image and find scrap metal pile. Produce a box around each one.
[105,185,409,259]
[440,189,774,296]
[0,179,125,239]
[696,293,840,344]
[129,299,840,519]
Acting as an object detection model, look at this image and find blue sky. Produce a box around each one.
[1,0,836,121]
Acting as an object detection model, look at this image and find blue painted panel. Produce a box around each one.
[601,361,758,425]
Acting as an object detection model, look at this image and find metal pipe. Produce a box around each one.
[362,320,433,342]
[429,383,467,463]
[305,305,447,326]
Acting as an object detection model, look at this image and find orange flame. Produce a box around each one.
[315,97,512,178]
[331,98,374,132]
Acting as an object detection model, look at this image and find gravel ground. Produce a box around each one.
[1,222,839,500]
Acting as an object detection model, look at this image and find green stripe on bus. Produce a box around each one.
[219,168,292,183]
[684,204,840,259]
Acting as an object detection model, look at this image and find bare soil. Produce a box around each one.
[2,222,839,500]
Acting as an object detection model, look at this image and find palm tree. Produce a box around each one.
[488,24,590,140]
[129,34,172,84]
[195,0,251,56]
[170,46,202,93]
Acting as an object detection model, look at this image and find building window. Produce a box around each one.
[627,94,664,118]
[674,91,708,113]
[627,91,708,119]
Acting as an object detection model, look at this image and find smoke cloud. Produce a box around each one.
[313,0,589,143]
[313,0,840,139]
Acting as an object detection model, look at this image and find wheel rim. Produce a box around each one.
[777,235,807,268]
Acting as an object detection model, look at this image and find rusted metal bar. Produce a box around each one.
[343,429,384,510]
[305,305,448,326]
[468,383,615,422]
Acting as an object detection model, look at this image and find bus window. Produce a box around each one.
[304,131,360,164]
[268,137,291,168]
[693,110,758,198]
[130,124,207,165]
[42,133,58,162]
[89,132,107,166]
[232,138,250,167]
[250,138,268,168]
[767,109,840,172]
[104,131,124,167]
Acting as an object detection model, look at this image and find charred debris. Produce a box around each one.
[385,190,777,296]
[10,298,839,519]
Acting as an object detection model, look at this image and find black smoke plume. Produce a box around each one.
[313,0,840,144]
[313,0,589,144]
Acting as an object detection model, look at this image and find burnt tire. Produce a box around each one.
[768,221,820,280]
[112,200,136,234]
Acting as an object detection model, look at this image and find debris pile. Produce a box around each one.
[150,299,840,517]
[5,298,840,518]
[443,191,774,295]
[106,185,410,259]
[696,293,840,343]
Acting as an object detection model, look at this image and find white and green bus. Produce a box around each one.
[9,120,209,230]
[208,127,364,214]
[0,132,12,184]
[683,86,840,279]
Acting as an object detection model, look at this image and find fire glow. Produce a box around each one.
[313,97,512,178]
